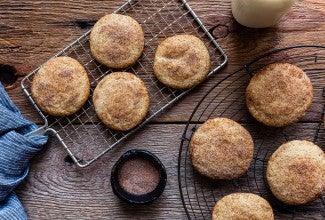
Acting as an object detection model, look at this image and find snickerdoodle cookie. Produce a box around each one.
[189,117,254,180]
[246,63,313,127]
[92,72,150,131]
[90,14,144,69]
[31,56,90,116]
[266,140,325,205]
[153,34,210,89]
[212,193,274,220]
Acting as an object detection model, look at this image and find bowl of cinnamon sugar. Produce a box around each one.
[111,149,167,204]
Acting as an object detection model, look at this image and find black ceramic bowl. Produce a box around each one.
[111,149,167,204]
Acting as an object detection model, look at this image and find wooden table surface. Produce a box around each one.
[1,0,324,219]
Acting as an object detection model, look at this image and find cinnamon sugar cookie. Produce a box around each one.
[153,34,210,89]
[212,193,274,220]
[267,140,325,205]
[31,56,90,116]
[189,117,254,180]
[92,72,150,131]
[90,14,144,69]
[246,63,313,127]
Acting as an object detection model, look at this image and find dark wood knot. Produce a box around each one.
[0,64,18,89]
[210,25,230,39]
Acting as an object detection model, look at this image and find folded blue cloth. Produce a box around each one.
[0,83,48,219]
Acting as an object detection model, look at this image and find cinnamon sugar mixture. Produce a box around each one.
[118,157,160,195]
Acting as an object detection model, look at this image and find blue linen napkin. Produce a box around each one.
[0,83,48,219]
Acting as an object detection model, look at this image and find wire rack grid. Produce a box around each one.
[178,45,325,219]
[20,0,227,168]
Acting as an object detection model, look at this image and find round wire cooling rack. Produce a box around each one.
[178,45,325,220]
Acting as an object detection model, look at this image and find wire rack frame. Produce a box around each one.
[178,45,325,220]
[20,0,227,168]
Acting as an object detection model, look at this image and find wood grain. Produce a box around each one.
[1,0,324,219]
[16,125,187,220]
[16,123,325,219]
[2,0,325,123]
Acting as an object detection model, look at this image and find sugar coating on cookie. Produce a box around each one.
[90,14,144,69]
[246,63,313,127]
[212,193,274,220]
[153,34,211,89]
[189,117,254,180]
[31,56,90,116]
[92,72,150,131]
[266,140,325,205]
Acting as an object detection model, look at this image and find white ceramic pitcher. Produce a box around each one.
[231,0,295,28]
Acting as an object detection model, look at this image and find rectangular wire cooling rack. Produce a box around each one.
[21,0,227,167]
